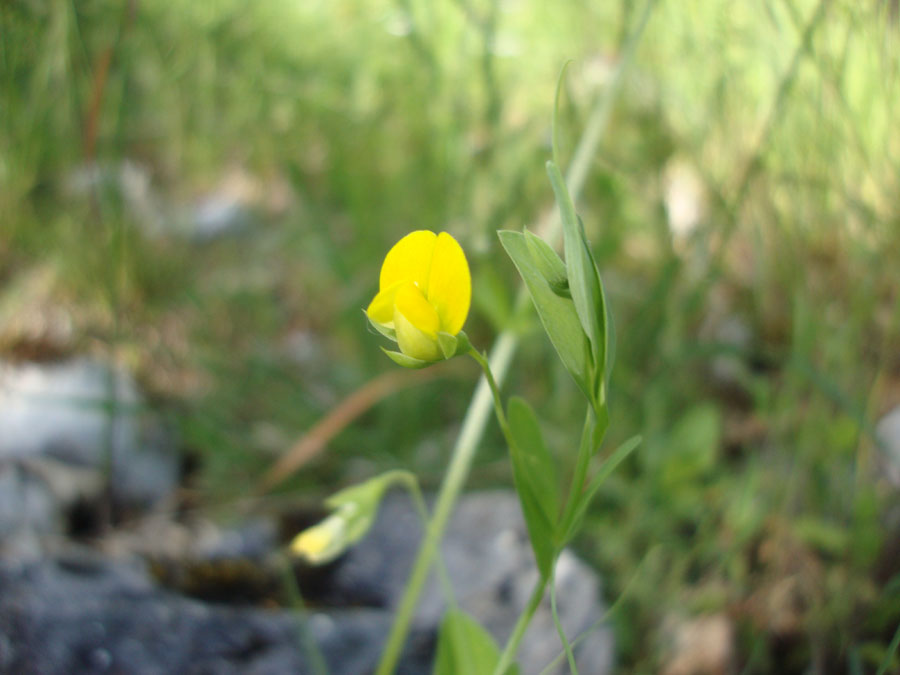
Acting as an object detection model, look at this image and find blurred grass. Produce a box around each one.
[2,0,900,671]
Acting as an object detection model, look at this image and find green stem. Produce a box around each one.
[492,575,549,675]
[374,5,657,669]
[539,545,657,675]
[397,474,458,611]
[550,569,578,675]
[557,408,595,545]
[279,555,329,675]
[468,348,514,446]
[375,333,519,675]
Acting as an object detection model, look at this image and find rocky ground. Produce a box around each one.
[0,357,614,674]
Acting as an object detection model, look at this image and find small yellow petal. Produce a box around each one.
[290,513,347,565]
[366,280,404,326]
[394,282,440,337]
[394,282,441,361]
[426,232,471,335]
[379,230,437,293]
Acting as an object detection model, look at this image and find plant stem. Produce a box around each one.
[374,6,657,669]
[279,555,329,675]
[468,348,514,446]
[375,333,518,675]
[557,408,595,545]
[550,569,578,675]
[397,473,458,611]
[492,575,549,675]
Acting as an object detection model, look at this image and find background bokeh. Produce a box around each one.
[2,0,899,671]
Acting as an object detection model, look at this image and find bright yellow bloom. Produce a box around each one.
[366,230,471,365]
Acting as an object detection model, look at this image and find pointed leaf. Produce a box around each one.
[498,230,590,398]
[578,214,610,393]
[562,435,641,544]
[507,396,559,577]
[451,330,471,356]
[366,312,397,341]
[603,291,616,385]
[524,229,569,297]
[434,609,503,675]
[547,161,603,355]
[382,348,430,369]
[325,470,416,545]
[437,332,458,359]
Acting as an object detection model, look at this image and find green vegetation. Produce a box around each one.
[2,0,898,671]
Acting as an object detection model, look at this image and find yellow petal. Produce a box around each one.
[290,513,347,565]
[394,282,441,361]
[366,280,404,326]
[426,232,471,335]
[379,230,437,293]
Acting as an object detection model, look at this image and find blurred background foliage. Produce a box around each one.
[2,0,899,671]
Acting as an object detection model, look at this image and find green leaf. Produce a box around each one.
[578,214,611,391]
[382,348,430,369]
[437,331,472,359]
[452,330,471,356]
[366,311,397,341]
[546,162,611,404]
[325,470,416,545]
[437,332,458,359]
[498,230,590,398]
[434,609,503,675]
[546,162,602,351]
[524,229,569,297]
[562,435,641,544]
[603,291,616,385]
[507,396,560,577]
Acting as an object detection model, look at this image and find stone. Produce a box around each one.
[0,358,179,508]
[876,406,900,489]
[0,463,61,541]
[0,552,416,675]
[0,487,612,673]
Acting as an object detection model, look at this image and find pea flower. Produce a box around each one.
[290,507,353,565]
[366,230,471,367]
[289,470,417,565]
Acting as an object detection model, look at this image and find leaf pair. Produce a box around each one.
[498,162,611,415]
[498,230,591,400]
[546,160,611,410]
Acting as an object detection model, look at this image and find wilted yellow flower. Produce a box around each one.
[290,508,351,565]
[366,230,471,365]
[289,470,415,565]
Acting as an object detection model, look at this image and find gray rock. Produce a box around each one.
[0,490,612,674]
[0,463,61,540]
[0,358,178,508]
[0,552,433,675]
[876,406,900,489]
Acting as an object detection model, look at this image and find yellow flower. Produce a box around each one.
[289,508,351,565]
[366,230,471,366]
[288,470,417,565]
